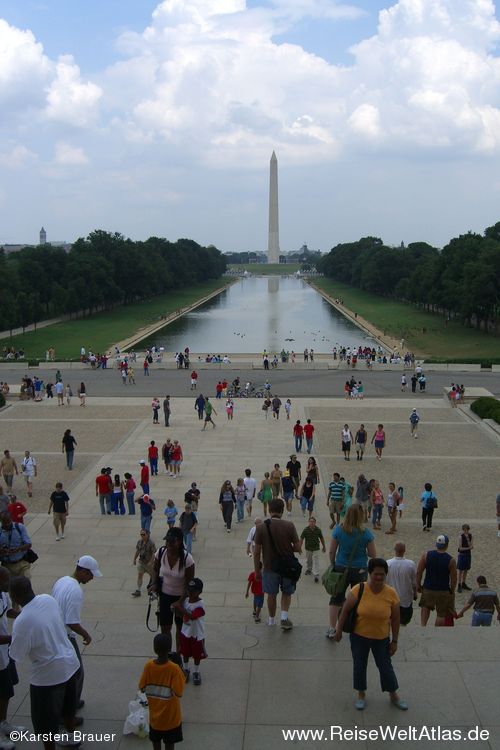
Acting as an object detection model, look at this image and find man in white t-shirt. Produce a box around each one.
[246,518,262,556]
[243,469,256,518]
[55,380,64,406]
[9,577,81,749]
[21,451,37,498]
[52,556,102,711]
[387,542,417,626]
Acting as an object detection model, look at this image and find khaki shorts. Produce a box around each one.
[2,559,31,579]
[419,589,455,617]
[137,561,155,577]
[329,500,344,515]
[52,511,66,526]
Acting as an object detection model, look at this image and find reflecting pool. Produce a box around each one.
[142,276,374,353]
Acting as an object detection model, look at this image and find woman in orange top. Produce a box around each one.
[335,557,407,712]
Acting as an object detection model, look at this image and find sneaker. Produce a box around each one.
[131,590,141,597]
[184,668,190,683]
[314,576,319,583]
[0,735,15,750]
[193,673,202,686]
[304,570,312,575]
[326,627,336,639]
[56,732,81,747]
[281,618,293,631]
[0,720,26,734]
[56,535,61,541]
[462,584,472,591]
[254,616,261,623]
[226,528,231,533]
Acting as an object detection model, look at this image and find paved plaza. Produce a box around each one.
[1,390,500,749]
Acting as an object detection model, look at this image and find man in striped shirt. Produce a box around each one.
[456,576,500,626]
[327,473,345,529]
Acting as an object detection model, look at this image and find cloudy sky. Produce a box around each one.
[1,0,500,252]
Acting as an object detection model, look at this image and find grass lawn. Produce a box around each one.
[313,279,500,361]
[229,263,301,275]
[0,280,228,360]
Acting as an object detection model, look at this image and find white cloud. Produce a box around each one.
[54,142,89,166]
[0,145,37,169]
[45,55,102,127]
[0,19,51,110]
[103,0,500,165]
[348,104,382,139]
[0,19,101,130]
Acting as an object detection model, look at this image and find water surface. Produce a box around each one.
[142,276,373,353]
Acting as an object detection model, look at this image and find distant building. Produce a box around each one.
[39,227,47,245]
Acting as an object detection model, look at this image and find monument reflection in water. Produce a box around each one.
[142,276,374,354]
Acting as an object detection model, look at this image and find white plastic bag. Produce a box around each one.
[123,692,149,737]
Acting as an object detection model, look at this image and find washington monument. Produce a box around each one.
[267,151,280,263]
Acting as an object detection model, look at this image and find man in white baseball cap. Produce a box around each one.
[52,556,102,713]
[76,555,102,578]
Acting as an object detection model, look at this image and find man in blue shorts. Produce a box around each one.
[253,498,301,631]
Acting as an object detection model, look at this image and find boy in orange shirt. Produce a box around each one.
[139,633,185,750]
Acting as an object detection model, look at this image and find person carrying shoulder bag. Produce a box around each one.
[325,505,376,639]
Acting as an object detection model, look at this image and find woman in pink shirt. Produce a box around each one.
[371,424,386,461]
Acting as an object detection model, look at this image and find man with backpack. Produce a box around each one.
[253,498,301,631]
[409,408,420,439]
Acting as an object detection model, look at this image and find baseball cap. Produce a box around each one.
[436,534,449,549]
[139,459,146,464]
[187,578,203,592]
[412,408,417,412]
[77,555,103,577]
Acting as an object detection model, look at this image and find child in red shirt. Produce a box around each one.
[7,496,27,524]
[245,562,264,623]
[148,441,159,476]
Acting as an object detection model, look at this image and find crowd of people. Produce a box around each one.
[0,354,496,749]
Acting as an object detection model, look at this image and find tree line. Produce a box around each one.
[318,222,500,334]
[0,231,227,333]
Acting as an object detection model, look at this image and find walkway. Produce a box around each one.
[2,395,499,749]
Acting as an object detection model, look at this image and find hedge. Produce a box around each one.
[470,397,500,425]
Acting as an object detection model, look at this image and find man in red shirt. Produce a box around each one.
[7,495,27,524]
[190,371,198,390]
[215,382,223,399]
[303,419,315,454]
[95,467,112,515]
[293,421,304,453]
[140,460,150,493]
[148,441,159,476]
